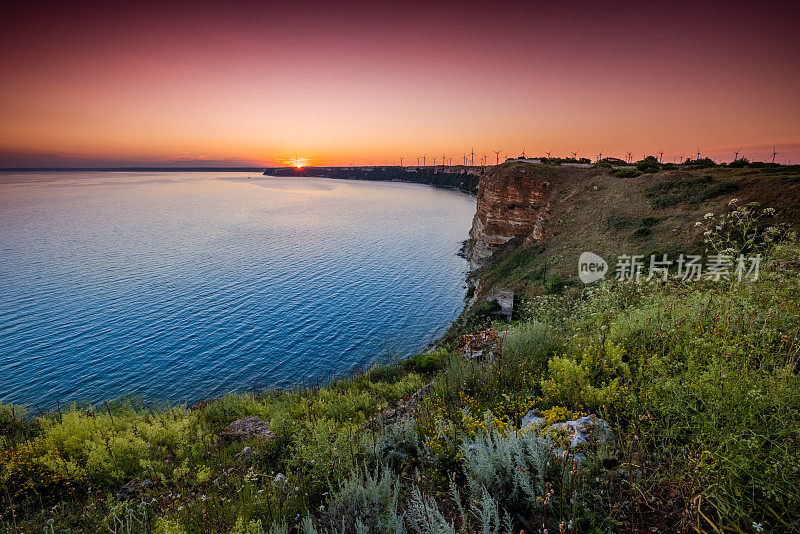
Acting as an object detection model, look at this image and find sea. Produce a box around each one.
[0,171,475,409]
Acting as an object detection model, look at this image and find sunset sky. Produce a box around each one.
[1,0,799,167]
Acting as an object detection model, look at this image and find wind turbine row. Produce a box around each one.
[395,146,785,168]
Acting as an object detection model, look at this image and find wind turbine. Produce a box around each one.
[522,147,526,159]
[771,146,778,164]
[493,149,502,164]
[571,151,578,160]
[482,154,487,166]
[463,154,466,165]
[626,150,632,163]
[696,149,701,160]
[734,149,740,161]
[597,150,603,162]
[546,151,552,159]
[658,150,664,163]
[400,157,404,168]
[469,148,476,166]
[432,156,436,167]
[442,154,446,168]
[423,154,426,167]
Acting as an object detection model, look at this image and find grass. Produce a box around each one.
[644,175,739,208]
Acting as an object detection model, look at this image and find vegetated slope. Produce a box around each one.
[469,161,800,301]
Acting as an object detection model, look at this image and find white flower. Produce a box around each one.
[704,213,715,219]
[753,522,764,532]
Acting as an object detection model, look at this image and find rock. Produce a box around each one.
[549,414,612,449]
[272,473,288,489]
[520,409,544,429]
[468,165,551,269]
[458,329,502,361]
[235,446,254,463]
[486,288,514,320]
[220,416,275,441]
[361,382,434,431]
[116,478,152,500]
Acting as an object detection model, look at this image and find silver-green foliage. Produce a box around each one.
[461,427,549,516]
[314,464,405,534]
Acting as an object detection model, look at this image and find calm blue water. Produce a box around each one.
[0,172,475,409]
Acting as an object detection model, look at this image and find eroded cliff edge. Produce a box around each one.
[468,163,552,271]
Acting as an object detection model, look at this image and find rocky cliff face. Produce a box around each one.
[468,164,551,269]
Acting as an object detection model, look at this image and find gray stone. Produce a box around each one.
[220,416,276,441]
[549,414,612,449]
[520,409,545,430]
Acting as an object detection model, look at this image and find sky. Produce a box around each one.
[1,0,799,167]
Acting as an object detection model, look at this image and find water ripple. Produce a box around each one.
[0,172,474,409]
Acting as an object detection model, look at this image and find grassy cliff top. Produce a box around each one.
[475,161,800,300]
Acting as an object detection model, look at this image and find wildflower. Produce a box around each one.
[752,522,764,532]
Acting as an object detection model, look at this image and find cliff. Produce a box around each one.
[468,163,552,269]
[465,161,800,302]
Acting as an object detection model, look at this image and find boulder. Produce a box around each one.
[520,409,544,429]
[520,411,612,450]
[220,416,275,441]
[549,414,612,449]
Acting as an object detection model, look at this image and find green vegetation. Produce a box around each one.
[3,185,800,532]
[611,168,642,178]
[644,175,739,208]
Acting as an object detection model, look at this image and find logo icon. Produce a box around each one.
[578,252,608,284]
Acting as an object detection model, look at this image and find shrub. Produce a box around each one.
[729,157,749,168]
[698,199,796,258]
[501,321,558,378]
[405,348,452,374]
[461,425,549,517]
[636,156,660,173]
[315,464,404,534]
[611,168,642,178]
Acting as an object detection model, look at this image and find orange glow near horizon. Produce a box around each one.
[1,1,799,167]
